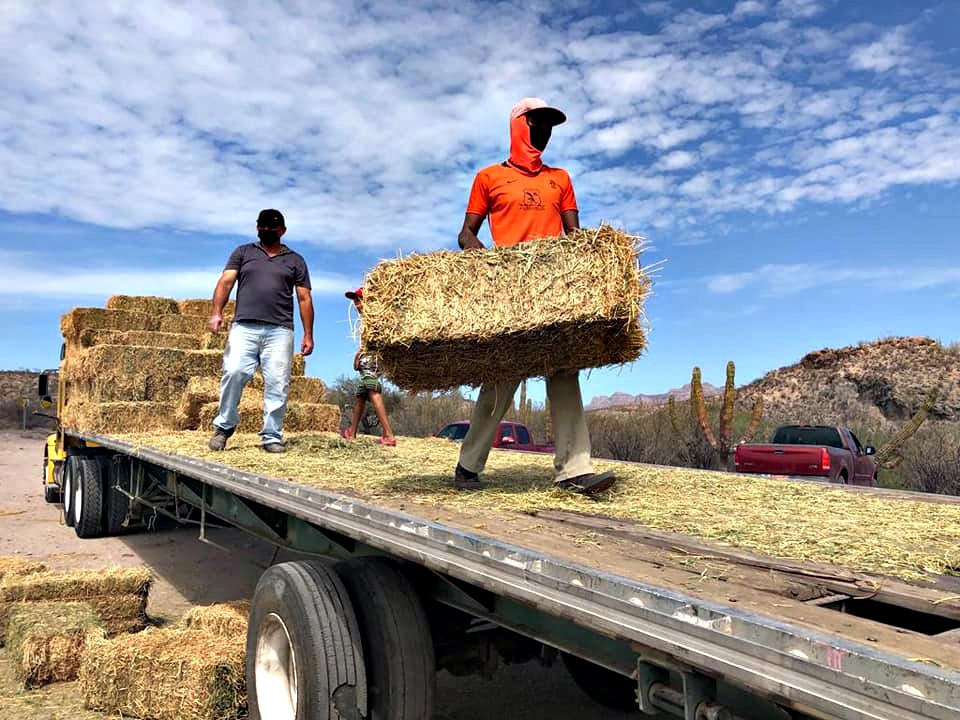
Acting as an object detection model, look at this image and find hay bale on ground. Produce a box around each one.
[63,401,178,433]
[362,225,648,391]
[177,299,236,317]
[7,602,105,688]
[78,329,203,351]
[1,594,148,644]
[61,308,159,342]
[0,567,151,603]
[80,628,246,720]
[196,400,340,434]
[0,557,46,581]
[106,295,181,316]
[182,601,249,637]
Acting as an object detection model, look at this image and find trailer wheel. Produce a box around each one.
[98,457,130,535]
[336,556,435,720]
[74,457,103,539]
[63,456,81,527]
[246,561,368,720]
[562,652,639,713]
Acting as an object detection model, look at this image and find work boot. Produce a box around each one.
[208,428,233,451]
[454,463,482,490]
[262,443,286,454]
[554,471,616,496]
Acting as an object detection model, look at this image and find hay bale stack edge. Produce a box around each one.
[363,225,648,391]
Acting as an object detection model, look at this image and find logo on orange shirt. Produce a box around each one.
[521,189,543,210]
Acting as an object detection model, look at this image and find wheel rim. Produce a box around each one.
[64,467,73,514]
[256,612,298,720]
[76,473,83,519]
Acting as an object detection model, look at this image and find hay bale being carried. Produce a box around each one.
[7,601,105,688]
[361,225,649,391]
[0,557,47,581]
[80,627,246,720]
[106,295,181,316]
[182,601,250,637]
[196,399,340,434]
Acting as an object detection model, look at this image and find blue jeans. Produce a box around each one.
[213,321,294,445]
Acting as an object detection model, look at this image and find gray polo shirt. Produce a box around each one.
[225,243,311,329]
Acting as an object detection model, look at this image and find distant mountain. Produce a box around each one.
[586,382,721,411]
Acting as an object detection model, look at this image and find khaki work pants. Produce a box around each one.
[458,370,593,482]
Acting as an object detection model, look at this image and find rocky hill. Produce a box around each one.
[739,337,960,426]
[587,382,720,411]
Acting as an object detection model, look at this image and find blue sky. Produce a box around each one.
[1,0,958,405]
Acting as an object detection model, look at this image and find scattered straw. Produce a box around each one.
[7,602,105,688]
[80,628,246,720]
[182,601,249,637]
[121,431,960,582]
[362,225,648,390]
[0,558,46,582]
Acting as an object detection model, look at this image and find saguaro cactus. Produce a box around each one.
[875,388,939,469]
[518,380,528,425]
[690,362,763,470]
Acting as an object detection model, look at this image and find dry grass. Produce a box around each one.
[7,602,104,688]
[120,431,960,582]
[362,225,648,391]
[80,627,246,720]
[106,295,181,316]
[0,558,46,582]
[182,601,249,637]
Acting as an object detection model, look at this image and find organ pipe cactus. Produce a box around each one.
[691,362,763,471]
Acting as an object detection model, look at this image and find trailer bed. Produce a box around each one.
[73,430,960,719]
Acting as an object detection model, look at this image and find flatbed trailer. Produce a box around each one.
[40,426,960,720]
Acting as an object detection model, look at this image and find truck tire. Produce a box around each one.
[63,455,81,527]
[98,456,130,535]
[74,457,103,539]
[838,470,848,485]
[336,556,435,720]
[246,560,368,720]
[562,652,639,712]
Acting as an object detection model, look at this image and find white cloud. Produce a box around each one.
[0,252,350,299]
[732,1,767,20]
[0,1,956,251]
[706,263,960,296]
[850,28,912,72]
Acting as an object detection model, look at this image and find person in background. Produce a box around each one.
[344,287,396,446]
[207,209,314,453]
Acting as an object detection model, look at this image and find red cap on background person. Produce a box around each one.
[345,287,363,301]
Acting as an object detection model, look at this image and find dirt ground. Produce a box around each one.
[0,431,640,719]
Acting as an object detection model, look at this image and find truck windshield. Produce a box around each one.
[439,424,469,440]
[772,426,844,449]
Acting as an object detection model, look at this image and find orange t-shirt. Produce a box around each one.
[466,163,578,248]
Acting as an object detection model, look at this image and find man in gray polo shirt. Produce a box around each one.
[206,208,314,453]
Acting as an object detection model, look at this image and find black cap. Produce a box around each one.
[257,208,285,228]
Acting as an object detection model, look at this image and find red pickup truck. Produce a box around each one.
[734,425,878,486]
[436,421,555,453]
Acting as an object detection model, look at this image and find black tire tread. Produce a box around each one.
[562,652,639,712]
[74,456,103,538]
[63,456,80,528]
[246,560,367,720]
[336,556,435,720]
[99,456,129,535]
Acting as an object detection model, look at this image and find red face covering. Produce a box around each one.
[508,114,543,175]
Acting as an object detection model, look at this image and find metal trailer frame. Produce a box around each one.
[73,432,960,720]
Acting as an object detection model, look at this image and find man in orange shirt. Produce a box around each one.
[454,98,617,496]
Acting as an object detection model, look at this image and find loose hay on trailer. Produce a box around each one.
[361,225,649,391]
[6,602,105,688]
[80,627,246,720]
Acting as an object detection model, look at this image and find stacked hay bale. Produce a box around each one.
[6,602,105,688]
[0,567,152,643]
[361,225,649,391]
[59,295,336,435]
[80,601,248,720]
